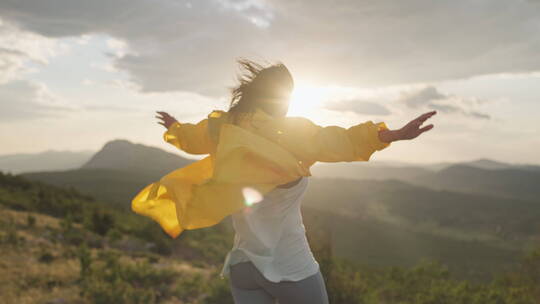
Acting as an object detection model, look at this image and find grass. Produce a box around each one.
[0,207,228,304]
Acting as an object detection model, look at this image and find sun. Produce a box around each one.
[287,85,327,116]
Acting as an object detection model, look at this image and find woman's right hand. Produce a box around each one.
[156,111,178,129]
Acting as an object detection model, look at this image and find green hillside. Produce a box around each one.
[413,164,540,201]
[0,150,94,174]
[304,208,522,282]
[21,140,195,206]
[22,168,161,207]
[19,167,536,282]
[2,171,540,303]
[313,161,540,202]
[304,178,540,243]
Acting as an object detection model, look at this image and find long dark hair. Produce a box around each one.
[228,58,294,124]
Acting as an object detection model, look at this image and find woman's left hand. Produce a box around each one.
[156,111,178,129]
[397,110,437,141]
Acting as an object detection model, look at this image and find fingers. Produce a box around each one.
[408,111,436,130]
[414,110,437,122]
[156,111,173,123]
[419,124,434,132]
[156,111,172,119]
[420,110,437,121]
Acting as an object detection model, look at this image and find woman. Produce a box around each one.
[134,59,436,303]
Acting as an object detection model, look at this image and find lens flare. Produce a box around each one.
[242,187,263,207]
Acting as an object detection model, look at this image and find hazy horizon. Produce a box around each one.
[1,0,539,165]
[1,138,537,168]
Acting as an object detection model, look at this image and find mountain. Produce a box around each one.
[312,159,540,202]
[461,158,513,170]
[421,158,515,171]
[421,158,540,172]
[311,162,431,181]
[82,139,192,175]
[21,139,194,205]
[411,164,540,202]
[303,178,540,242]
[0,150,94,174]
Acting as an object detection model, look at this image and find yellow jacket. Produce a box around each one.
[131,108,392,238]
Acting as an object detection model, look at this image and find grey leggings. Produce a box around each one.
[229,262,329,304]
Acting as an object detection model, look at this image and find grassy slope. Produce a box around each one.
[0,206,224,304]
[3,172,540,303]
[19,169,536,283]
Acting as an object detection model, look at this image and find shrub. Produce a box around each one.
[26,214,36,227]
[174,272,206,301]
[85,209,115,236]
[38,250,55,264]
[106,228,123,243]
[77,243,92,280]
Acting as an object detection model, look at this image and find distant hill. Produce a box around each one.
[421,158,517,171]
[21,139,194,205]
[423,158,540,171]
[22,168,161,206]
[311,162,431,181]
[461,158,513,170]
[303,178,540,242]
[82,139,192,175]
[0,150,94,174]
[411,164,540,201]
[312,159,540,202]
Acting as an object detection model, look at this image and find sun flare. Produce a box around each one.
[287,85,327,116]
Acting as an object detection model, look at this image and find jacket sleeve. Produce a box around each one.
[280,117,392,162]
[163,118,213,155]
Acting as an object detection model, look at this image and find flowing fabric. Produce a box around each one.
[131,108,391,238]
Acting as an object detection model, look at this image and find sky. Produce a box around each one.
[0,0,539,165]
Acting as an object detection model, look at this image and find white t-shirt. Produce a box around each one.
[220,176,319,282]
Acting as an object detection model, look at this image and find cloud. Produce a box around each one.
[322,85,491,120]
[0,80,76,121]
[0,20,62,83]
[325,99,392,116]
[399,86,445,109]
[0,0,539,95]
[469,111,491,120]
[0,78,137,122]
[398,86,491,120]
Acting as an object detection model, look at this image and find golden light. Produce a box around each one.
[288,85,328,116]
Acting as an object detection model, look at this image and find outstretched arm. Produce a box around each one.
[155,111,212,155]
[276,110,437,163]
[272,117,393,163]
